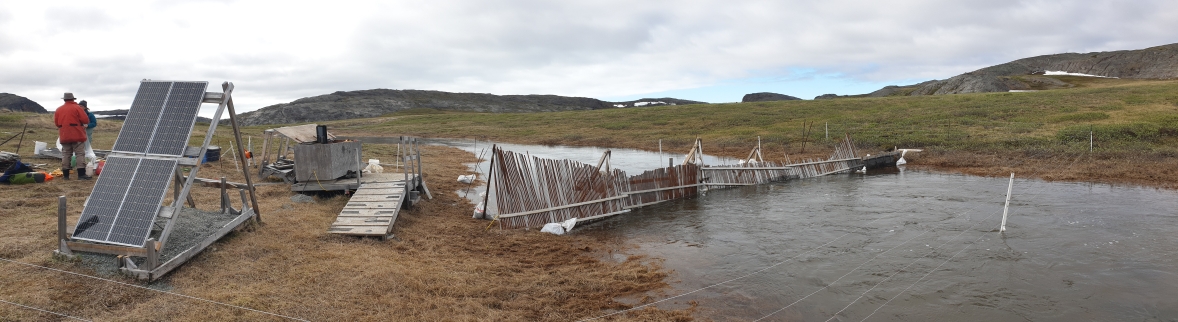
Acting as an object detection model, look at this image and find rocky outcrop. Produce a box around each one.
[236,89,707,126]
[0,93,48,113]
[870,42,1178,96]
[814,94,840,100]
[742,92,802,102]
[611,97,707,107]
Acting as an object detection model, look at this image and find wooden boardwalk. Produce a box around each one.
[326,172,420,238]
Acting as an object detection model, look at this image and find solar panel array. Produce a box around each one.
[73,157,178,247]
[111,81,208,156]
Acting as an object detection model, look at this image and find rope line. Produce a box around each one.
[820,208,1005,321]
[583,148,1088,321]
[754,197,1002,321]
[825,152,1086,321]
[578,173,995,321]
[0,258,308,321]
[859,226,996,322]
[855,153,1089,321]
[0,299,91,321]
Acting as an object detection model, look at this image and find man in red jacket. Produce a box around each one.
[54,92,92,180]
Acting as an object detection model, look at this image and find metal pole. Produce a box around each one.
[658,139,662,168]
[825,122,828,140]
[1089,130,1093,152]
[1000,173,1014,232]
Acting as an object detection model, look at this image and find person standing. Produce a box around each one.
[53,93,92,180]
[80,100,97,155]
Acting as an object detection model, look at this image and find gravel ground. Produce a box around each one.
[73,207,248,280]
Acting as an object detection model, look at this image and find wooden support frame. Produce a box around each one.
[56,81,261,281]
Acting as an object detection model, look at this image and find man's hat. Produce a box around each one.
[63,92,76,100]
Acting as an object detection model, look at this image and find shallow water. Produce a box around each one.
[372,137,1178,320]
[581,169,1178,321]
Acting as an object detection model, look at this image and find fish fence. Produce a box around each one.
[486,135,864,229]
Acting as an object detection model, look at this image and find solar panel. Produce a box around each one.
[73,156,177,247]
[73,157,139,243]
[111,80,208,156]
[112,82,170,154]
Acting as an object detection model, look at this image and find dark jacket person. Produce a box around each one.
[53,92,92,180]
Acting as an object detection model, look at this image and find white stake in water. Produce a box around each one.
[1000,173,1014,232]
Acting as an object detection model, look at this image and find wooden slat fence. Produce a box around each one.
[487,134,865,229]
[625,164,701,209]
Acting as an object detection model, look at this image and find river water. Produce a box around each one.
[382,138,1178,321]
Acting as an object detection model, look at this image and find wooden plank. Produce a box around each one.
[337,209,399,216]
[354,187,404,194]
[327,226,387,235]
[344,201,401,209]
[349,194,404,202]
[66,241,147,257]
[144,209,255,281]
[332,218,393,226]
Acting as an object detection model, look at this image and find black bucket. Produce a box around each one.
[316,125,329,144]
[205,146,221,162]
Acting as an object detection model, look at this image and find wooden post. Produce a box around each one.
[57,196,68,254]
[1000,173,1014,232]
[220,177,229,213]
[669,157,674,168]
[145,238,158,270]
[16,123,26,154]
[825,122,828,140]
[482,145,497,219]
[1089,130,1093,152]
[223,82,262,224]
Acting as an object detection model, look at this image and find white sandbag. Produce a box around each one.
[472,200,486,219]
[85,142,96,162]
[34,141,47,155]
[540,223,565,235]
[362,159,384,174]
[457,174,476,184]
[560,218,577,232]
[895,157,907,165]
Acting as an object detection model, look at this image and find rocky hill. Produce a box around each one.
[742,92,802,102]
[236,89,707,126]
[0,93,48,113]
[867,42,1178,97]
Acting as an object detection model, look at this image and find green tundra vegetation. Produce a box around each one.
[329,76,1178,160]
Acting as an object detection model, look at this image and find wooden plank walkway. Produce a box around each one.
[327,172,418,238]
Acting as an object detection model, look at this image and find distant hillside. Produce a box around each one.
[236,89,707,126]
[0,93,48,113]
[865,42,1178,97]
[742,92,801,102]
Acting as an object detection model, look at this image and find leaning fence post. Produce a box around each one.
[1000,173,1014,232]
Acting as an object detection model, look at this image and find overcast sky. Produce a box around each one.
[1,0,1175,117]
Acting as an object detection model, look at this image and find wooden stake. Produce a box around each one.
[16,122,27,154]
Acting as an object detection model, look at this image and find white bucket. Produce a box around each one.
[34,141,47,155]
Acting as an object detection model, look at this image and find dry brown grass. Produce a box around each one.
[0,114,693,321]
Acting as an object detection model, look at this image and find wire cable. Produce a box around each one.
[754,198,1002,321]
[0,258,308,321]
[578,176,994,321]
[0,299,91,321]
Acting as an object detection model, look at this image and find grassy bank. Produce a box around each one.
[329,77,1178,188]
[0,115,688,321]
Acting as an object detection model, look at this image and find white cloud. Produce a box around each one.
[0,0,1176,115]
